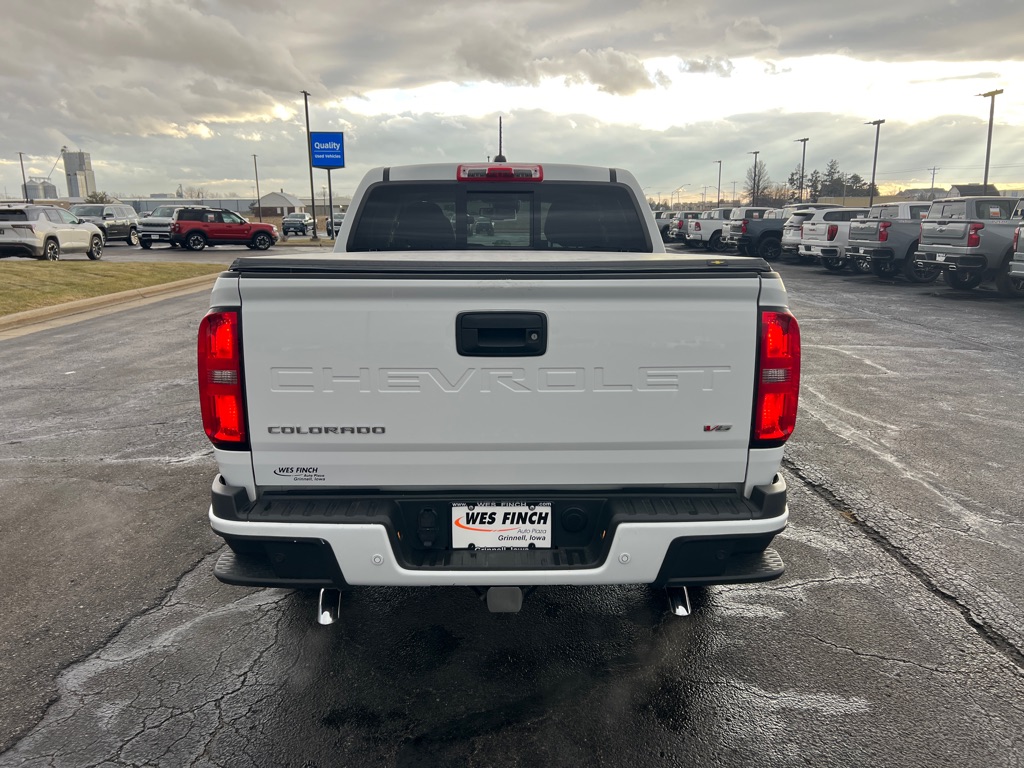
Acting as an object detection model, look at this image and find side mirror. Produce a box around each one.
[142,212,151,218]
[103,212,114,219]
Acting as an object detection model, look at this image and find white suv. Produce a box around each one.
[0,204,105,261]
[781,205,843,260]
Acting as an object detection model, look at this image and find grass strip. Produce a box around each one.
[0,262,224,316]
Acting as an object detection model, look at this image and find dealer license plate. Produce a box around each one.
[935,254,946,262]
[451,502,552,550]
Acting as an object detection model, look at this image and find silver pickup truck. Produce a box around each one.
[199,161,800,621]
[847,202,936,283]
[1008,224,1024,291]
[913,196,1024,294]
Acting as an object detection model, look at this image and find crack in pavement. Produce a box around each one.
[785,457,1024,676]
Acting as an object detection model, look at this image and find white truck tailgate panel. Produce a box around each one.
[239,276,760,488]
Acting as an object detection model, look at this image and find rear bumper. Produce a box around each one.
[0,242,44,258]
[801,244,840,258]
[1009,258,1024,279]
[850,246,896,262]
[209,475,789,588]
[139,231,171,242]
[914,250,986,270]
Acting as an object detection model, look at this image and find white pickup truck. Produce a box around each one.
[199,162,800,621]
[686,207,734,252]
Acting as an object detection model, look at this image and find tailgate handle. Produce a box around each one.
[456,312,547,357]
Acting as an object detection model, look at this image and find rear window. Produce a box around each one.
[348,182,650,252]
[974,199,1016,220]
[928,201,967,220]
[0,210,29,221]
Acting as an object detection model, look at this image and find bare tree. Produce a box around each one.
[743,160,771,205]
[183,185,207,200]
[761,183,795,207]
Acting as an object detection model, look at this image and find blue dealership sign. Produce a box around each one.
[310,131,345,169]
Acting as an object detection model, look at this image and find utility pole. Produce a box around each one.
[865,119,885,206]
[18,152,28,202]
[795,138,809,202]
[978,89,1003,196]
[252,154,262,222]
[713,160,722,206]
[747,151,760,206]
[928,166,940,200]
[731,181,738,203]
[300,90,318,239]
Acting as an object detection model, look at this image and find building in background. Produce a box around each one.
[22,177,58,200]
[948,184,999,197]
[63,151,96,198]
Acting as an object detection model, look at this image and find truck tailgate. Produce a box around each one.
[848,220,880,242]
[920,220,968,246]
[237,272,761,489]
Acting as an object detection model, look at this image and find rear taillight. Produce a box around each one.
[967,222,984,248]
[741,219,749,234]
[826,224,838,241]
[799,224,804,238]
[694,222,701,231]
[878,221,891,242]
[11,223,35,232]
[752,309,801,448]
[1014,227,1020,251]
[198,309,248,449]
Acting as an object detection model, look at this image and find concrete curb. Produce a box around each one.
[0,273,221,332]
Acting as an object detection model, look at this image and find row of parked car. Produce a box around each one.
[660,197,1024,297]
[0,203,280,260]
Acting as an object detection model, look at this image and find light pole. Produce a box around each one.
[731,181,737,203]
[671,184,687,207]
[17,152,28,202]
[300,90,319,239]
[865,119,885,206]
[794,138,809,202]
[252,154,262,222]
[713,160,722,206]
[978,89,1003,196]
[747,151,760,206]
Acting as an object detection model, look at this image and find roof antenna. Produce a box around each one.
[493,116,506,163]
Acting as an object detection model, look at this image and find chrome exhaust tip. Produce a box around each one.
[666,586,692,617]
[317,588,342,625]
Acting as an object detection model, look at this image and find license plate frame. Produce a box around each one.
[451,502,552,550]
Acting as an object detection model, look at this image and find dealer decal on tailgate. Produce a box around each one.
[451,502,552,550]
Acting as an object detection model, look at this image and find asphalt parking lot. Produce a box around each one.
[0,241,1022,766]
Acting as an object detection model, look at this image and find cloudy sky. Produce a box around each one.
[3,0,1024,204]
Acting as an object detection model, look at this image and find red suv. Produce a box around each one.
[169,207,278,251]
